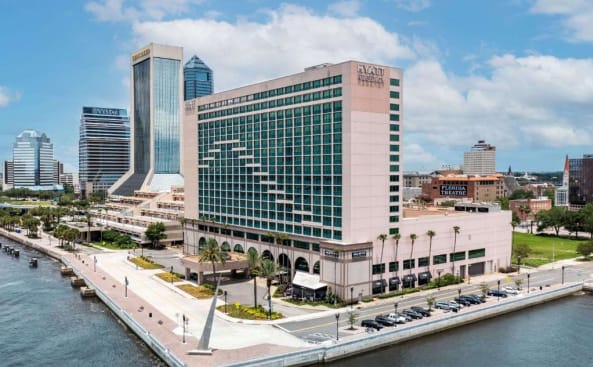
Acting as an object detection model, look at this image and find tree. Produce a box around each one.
[347,310,359,330]
[535,207,566,236]
[452,226,460,275]
[377,233,388,293]
[144,222,167,254]
[479,282,489,299]
[511,221,518,231]
[409,234,417,277]
[260,259,280,319]
[392,233,401,277]
[543,188,555,205]
[426,296,436,311]
[199,238,225,279]
[247,248,261,308]
[513,242,531,259]
[509,189,535,200]
[576,241,593,260]
[426,230,435,273]
[564,210,584,239]
[581,204,593,239]
[514,278,524,290]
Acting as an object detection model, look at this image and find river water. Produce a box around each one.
[2,235,593,367]
[0,236,164,367]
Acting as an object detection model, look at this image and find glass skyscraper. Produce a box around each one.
[110,43,184,196]
[12,129,54,188]
[79,107,130,197]
[183,55,213,100]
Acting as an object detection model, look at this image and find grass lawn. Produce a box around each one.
[92,241,133,250]
[155,272,183,283]
[513,232,580,267]
[129,256,164,269]
[177,284,218,299]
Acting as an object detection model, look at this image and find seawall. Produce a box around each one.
[222,283,584,367]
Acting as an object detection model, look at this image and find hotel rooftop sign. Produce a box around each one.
[357,64,384,86]
[132,48,150,62]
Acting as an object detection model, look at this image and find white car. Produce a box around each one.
[502,286,519,295]
[448,300,464,309]
[387,312,408,324]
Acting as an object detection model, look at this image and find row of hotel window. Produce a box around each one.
[198,217,341,239]
[371,249,487,274]
[198,75,346,112]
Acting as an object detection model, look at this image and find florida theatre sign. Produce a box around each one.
[440,184,467,197]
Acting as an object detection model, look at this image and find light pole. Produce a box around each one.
[182,314,187,343]
[458,288,461,302]
[335,313,340,341]
[517,255,521,274]
[437,269,442,291]
[562,266,565,284]
[93,256,97,272]
[224,290,228,314]
[497,279,500,302]
[394,302,398,314]
[170,265,174,284]
[125,276,128,298]
[527,273,531,293]
[350,287,354,310]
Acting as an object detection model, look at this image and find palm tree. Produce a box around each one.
[377,233,388,293]
[260,259,279,319]
[392,233,401,278]
[198,238,225,280]
[452,226,460,276]
[409,234,417,275]
[247,248,261,308]
[426,230,435,273]
[85,213,92,244]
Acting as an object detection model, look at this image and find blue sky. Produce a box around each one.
[1,0,593,174]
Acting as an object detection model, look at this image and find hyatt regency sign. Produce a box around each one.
[357,64,384,85]
[440,184,467,197]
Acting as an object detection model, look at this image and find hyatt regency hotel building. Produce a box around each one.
[184,61,403,300]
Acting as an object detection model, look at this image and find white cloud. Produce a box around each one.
[0,86,21,107]
[394,0,431,12]
[85,0,204,22]
[328,0,361,17]
[132,4,415,91]
[403,143,439,169]
[531,0,593,42]
[404,54,593,151]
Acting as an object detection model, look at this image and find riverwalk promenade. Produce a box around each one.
[2,228,592,367]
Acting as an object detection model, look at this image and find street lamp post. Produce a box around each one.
[394,302,398,314]
[517,255,521,274]
[562,266,565,284]
[224,290,228,314]
[350,287,354,310]
[497,280,501,302]
[94,256,97,272]
[170,265,174,284]
[125,276,128,298]
[182,314,187,343]
[527,273,531,293]
[458,289,461,306]
[335,313,340,341]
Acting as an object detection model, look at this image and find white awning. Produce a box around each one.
[292,271,327,290]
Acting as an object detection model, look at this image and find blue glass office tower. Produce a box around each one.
[110,43,184,196]
[183,55,213,100]
[12,129,54,189]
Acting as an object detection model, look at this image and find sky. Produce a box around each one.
[1,0,593,174]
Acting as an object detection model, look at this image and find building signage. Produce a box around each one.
[83,107,125,116]
[440,184,467,196]
[357,64,384,85]
[132,48,150,62]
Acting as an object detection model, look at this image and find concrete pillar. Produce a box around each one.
[198,271,204,285]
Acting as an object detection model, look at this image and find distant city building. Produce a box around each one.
[79,106,130,197]
[403,171,432,188]
[510,197,552,223]
[568,154,593,207]
[11,129,55,189]
[110,43,184,196]
[53,160,63,185]
[183,55,213,100]
[3,160,13,189]
[60,172,80,194]
[421,174,505,202]
[463,140,496,176]
[555,155,569,207]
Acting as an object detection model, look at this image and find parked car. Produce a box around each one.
[361,319,383,330]
[454,297,472,306]
[402,309,423,319]
[448,300,464,309]
[502,286,519,295]
[457,295,480,305]
[411,306,431,317]
[375,315,397,327]
[487,289,508,298]
[387,313,408,324]
[465,294,486,304]
[435,301,452,310]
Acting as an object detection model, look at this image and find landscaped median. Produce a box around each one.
[217,302,283,320]
[129,256,164,269]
